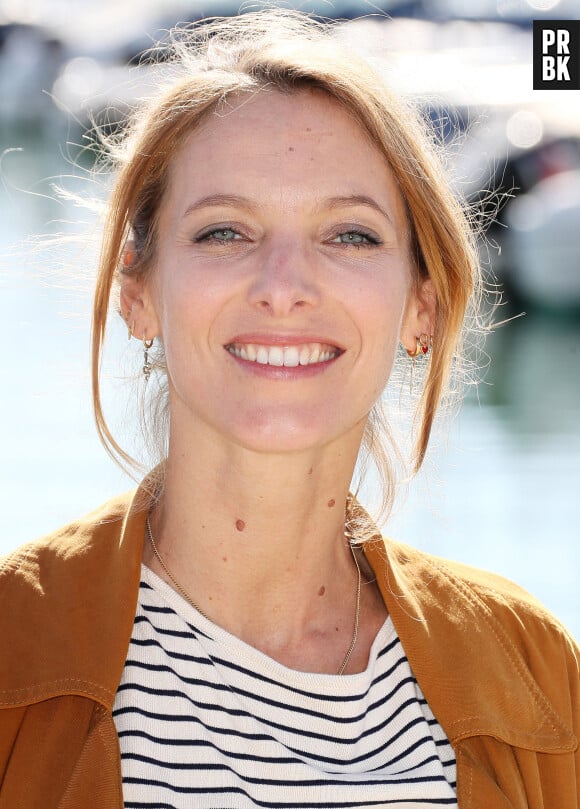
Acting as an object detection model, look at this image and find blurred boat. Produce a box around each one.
[503,169,580,310]
[0,23,65,127]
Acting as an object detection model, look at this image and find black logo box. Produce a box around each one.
[533,20,580,90]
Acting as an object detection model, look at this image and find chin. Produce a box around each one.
[225,411,342,455]
[235,429,331,456]
[225,406,368,457]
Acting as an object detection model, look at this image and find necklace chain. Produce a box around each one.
[145,516,362,675]
[336,537,362,675]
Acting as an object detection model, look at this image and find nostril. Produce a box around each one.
[255,296,309,312]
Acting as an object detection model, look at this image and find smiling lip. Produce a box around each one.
[224,341,343,367]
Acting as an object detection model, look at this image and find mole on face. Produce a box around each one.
[327,499,335,508]
[235,519,246,532]
[318,585,326,597]
[288,146,295,152]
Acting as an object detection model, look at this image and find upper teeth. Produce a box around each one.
[226,343,339,367]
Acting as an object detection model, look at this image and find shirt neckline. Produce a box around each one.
[141,562,395,689]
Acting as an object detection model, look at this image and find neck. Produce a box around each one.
[144,421,369,666]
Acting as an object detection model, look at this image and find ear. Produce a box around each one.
[400,277,436,354]
[119,270,161,342]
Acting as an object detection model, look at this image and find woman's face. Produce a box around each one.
[129,88,432,455]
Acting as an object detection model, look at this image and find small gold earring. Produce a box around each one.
[406,333,432,358]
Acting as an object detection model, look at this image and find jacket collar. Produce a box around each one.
[0,482,575,754]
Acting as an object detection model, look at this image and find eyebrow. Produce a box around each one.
[320,195,394,226]
[182,194,257,219]
[181,192,394,225]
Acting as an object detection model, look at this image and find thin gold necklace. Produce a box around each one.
[145,516,362,675]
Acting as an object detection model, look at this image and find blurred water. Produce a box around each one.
[0,126,578,639]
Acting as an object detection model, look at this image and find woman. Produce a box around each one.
[0,11,577,808]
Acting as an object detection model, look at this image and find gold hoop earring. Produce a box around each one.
[406,333,432,358]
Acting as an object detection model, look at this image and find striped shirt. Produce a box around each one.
[113,565,457,809]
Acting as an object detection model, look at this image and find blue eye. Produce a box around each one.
[332,230,380,246]
[196,228,240,243]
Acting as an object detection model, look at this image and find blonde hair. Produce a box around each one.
[92,10,479,513]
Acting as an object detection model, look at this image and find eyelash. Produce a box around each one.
[194,227,241,244]
[330,229,382,248]
[194,226,383,247]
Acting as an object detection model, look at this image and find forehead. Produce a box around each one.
[163,88,406,225]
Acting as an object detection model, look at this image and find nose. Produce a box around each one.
[247,237,321,316]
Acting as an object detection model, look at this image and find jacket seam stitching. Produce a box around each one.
[96,715,125,805]
[428,556,571,739]
[0,678,114,705]
[57,705,121,808]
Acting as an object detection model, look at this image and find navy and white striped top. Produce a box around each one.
[113,565,457,809]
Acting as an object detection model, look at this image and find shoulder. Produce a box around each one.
[370,535,579,675]
[0,490,138,623]
[437,549,580,687]
[0,489,146,707]
[429,544,573,633]
[367,536,579,751]
[384,535,567,616]
[0,491,135,590]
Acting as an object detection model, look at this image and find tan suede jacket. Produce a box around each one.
[0,483,578,809]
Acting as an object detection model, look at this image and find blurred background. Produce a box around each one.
[0,0,578,635]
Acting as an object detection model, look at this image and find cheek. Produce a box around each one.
[358,270,409,343]
[152,261,212,340]
[356,271,409,386]
[149,284,199,387]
